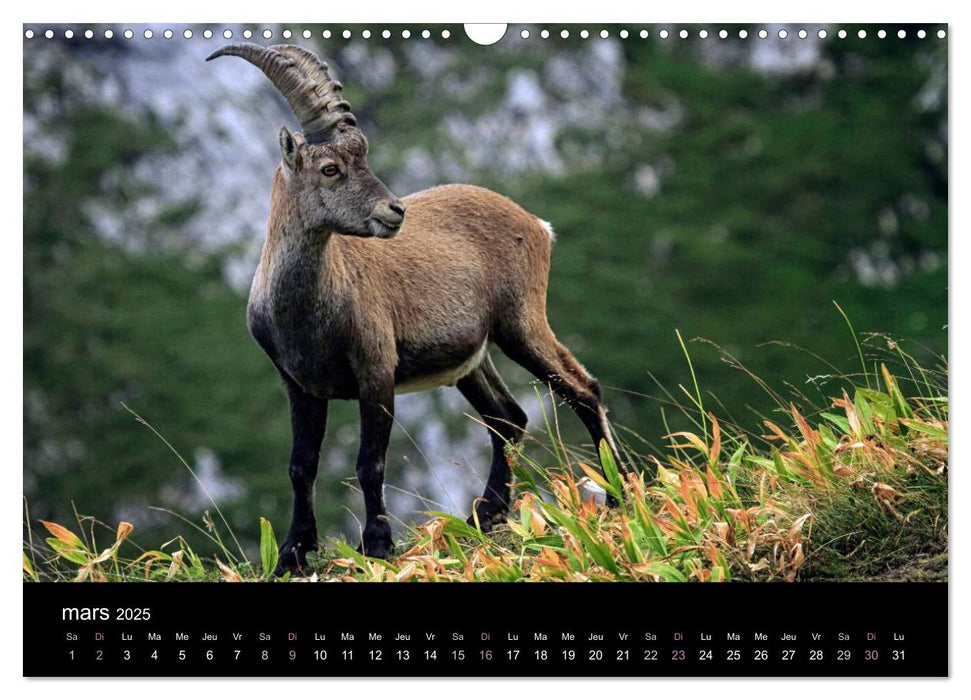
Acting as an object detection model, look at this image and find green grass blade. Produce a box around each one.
[833,301,871,390]
[676,328,707,441]
[259,517,279,580]
[598,439,624,498]
[643,561,688,582]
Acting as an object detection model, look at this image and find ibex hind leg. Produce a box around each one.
[456,355,528,531]
[498,328,626,507]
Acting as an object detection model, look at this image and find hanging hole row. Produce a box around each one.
[518,27,944,40]
[22,27,456,41]
[23,27,947,41]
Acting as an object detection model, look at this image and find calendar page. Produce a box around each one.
[22,22,948,678]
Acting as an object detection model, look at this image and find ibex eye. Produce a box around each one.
[321,164,340,177]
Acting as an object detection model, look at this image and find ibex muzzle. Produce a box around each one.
[209,43,627,575]
[368,199,407,239]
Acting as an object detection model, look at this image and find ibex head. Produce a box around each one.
[208,43,406,239]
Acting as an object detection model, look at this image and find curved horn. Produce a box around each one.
[271,45,357,127]
[206,42,355,143]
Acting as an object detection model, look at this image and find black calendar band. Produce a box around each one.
[24,581,947,677]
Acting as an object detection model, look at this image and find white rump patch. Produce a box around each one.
[539,219,556,241]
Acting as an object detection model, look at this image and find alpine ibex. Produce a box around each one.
[208,43,625,574]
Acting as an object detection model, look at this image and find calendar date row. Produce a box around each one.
[67,645,909,664]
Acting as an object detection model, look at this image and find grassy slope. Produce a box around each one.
[25,336,948,585]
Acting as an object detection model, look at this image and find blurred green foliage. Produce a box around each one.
[502,30,947,435]
[23,27,946,558]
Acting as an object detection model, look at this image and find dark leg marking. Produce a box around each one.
[277,376,328,576]
[499,332,626,506]
[356,379,395,559]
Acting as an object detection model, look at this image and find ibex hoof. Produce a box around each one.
[358,521,394,560]
[467,501,509,533]
[275,536,316,577]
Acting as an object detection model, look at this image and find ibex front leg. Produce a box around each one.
[356,380,395,560]
[277,378,328,576]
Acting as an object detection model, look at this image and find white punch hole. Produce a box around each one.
[464,24,507,46]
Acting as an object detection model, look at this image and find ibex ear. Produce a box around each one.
[279,126,301,173]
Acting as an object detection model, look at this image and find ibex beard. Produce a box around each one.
[208,43,626,575]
